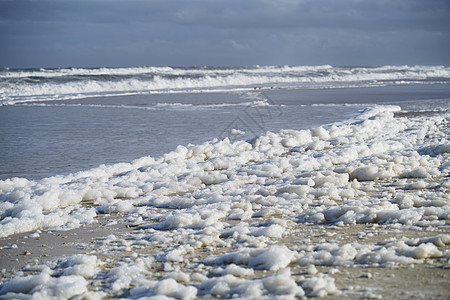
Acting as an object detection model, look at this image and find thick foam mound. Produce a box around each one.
[0,105,448,238]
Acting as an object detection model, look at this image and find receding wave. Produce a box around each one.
[1,65,449,105]
[22,99,279,111]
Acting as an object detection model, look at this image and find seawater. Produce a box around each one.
[2,65,450,105]
[0,84,449,180]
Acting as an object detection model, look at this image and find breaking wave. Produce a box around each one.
[1,65,450,105]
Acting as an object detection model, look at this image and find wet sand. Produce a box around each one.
[1,211,449,299]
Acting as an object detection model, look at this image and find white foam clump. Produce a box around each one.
[60,255,99,278]
[106,257,198,299]
[199,268,341,298]
[301,273,340,297]
[0,255,98,299]
[213,264,255,278]
[207,245,295,271]
[199,268,306,298]
[0,270,87,299]
[249,224,285,238]
[297,238,446,267]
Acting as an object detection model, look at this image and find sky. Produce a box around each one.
[1,0,449,68]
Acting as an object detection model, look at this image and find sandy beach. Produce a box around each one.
[1,208,448,299]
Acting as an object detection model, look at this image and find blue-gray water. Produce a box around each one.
[1,84,449,180]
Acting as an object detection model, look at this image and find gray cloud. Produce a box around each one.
[1,0,449,67]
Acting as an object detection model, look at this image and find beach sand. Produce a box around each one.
[1,212,448,299]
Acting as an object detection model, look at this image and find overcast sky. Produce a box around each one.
[1,0,449,68]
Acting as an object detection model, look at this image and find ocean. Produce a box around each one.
[1,65,449,180]
[0,65,449,299]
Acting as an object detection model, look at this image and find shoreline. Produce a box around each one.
[0,98,449,298]
[1,215,449,299]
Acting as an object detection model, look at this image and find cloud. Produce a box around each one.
[3,0,448,30]
[0,0,449,67]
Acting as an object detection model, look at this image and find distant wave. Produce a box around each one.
[21,99,281,111]
[1,65,449,105]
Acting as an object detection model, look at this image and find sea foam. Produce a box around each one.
[0,105,448,238]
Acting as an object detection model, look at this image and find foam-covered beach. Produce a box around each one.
[0,65,449,299]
